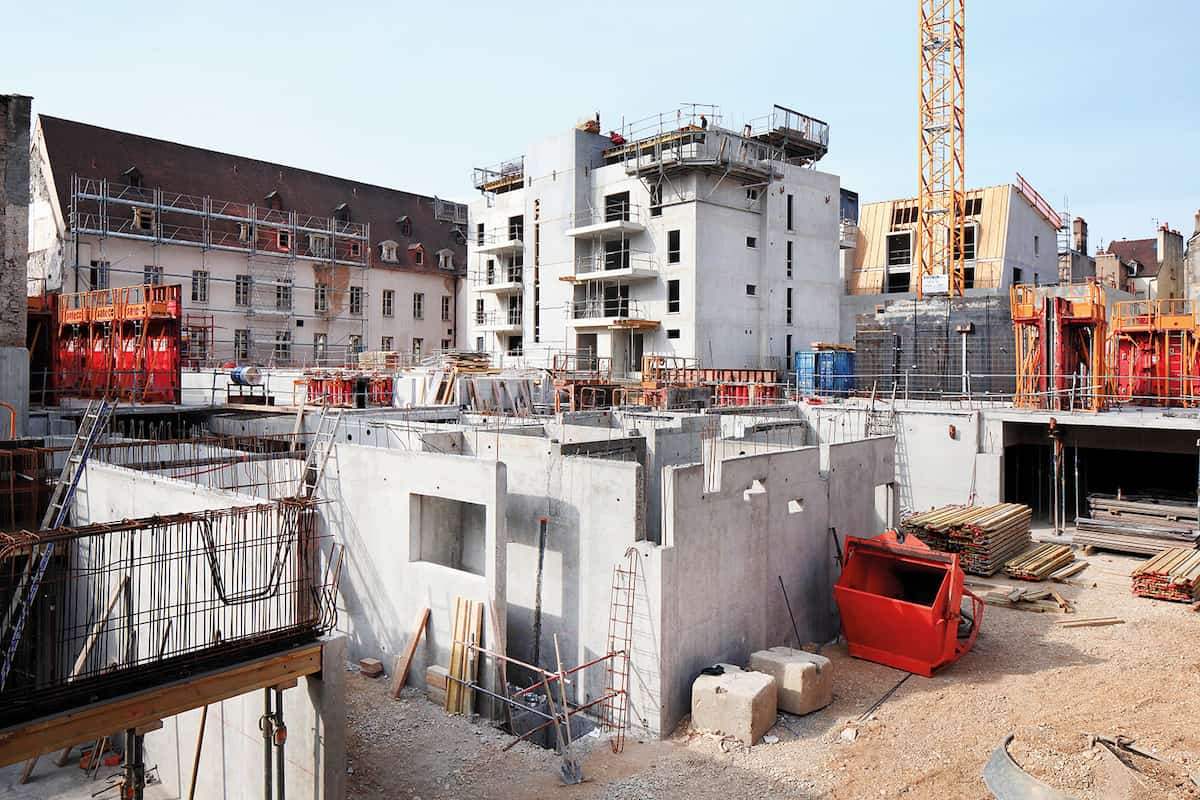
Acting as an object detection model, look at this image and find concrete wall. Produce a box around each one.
[73,462,262,524]
[631,439,889,736]
[1,95,32,437]
[143,635,346,800]
[320,443,507,698]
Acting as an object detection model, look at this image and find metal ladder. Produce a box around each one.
[296,406,342,498]
[599,548,639,753]
[0,398,113,690]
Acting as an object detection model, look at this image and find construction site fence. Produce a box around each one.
[0,498,342,727]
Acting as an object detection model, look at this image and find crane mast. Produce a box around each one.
[917,0,965,297]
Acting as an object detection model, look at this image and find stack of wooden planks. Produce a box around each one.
[901,503,1033,575]
[421,351,494,405]
[1004,543,1076,581]
[446,597,484,715]
[1131,548,1200,602]
[1074,493,1199,555]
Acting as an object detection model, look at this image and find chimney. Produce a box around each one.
[1073,217,1088,254]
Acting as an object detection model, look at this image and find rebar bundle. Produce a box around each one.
[1132,549,1200,603]
[902,503,1033,576]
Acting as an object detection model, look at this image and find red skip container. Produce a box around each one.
[833,531,982,677]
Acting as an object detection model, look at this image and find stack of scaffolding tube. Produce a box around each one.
[901,503,1033,576]
[1074,493,1200,555]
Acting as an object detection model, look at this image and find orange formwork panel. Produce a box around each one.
[834,530,982,677]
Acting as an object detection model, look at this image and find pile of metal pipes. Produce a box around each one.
[1132,548,1200,602]
[901,503,1033,576]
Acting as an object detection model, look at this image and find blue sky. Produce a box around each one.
[5,1,1197,252]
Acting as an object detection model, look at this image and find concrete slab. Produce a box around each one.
[749,646,833,716]
[690,663,776,746]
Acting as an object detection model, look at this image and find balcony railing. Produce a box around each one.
[478,309,523,328]
[571,298,651,321]
[575,250,657,276]
[568,203,646,227]
[475,225,524,249]
[473,266,524,287]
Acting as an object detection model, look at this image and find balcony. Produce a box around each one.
[568,298,659,330]
[474,226,524,255]
[564,204,646,239]
[840,220,859,250]
[473,157,525,195]
[477,309,523,333]
[564,250,658,283]
[474,266,524,295]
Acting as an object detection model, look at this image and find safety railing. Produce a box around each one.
[575,250,657,276]
[472,157,525,193]
[568,203,646,227]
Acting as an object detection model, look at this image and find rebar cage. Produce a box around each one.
[0,498,341,726]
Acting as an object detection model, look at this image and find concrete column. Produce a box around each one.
[0,94,32,438]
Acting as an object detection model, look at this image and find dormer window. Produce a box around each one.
[409,243,424,266]
[277,229,291,251]
[397,215,412,237]
[237,222,252,243]
[380,240,399,263]
[349,241,362,258]
[264,190,283,210]
[334,203,351,223]
[133,207,155,231]
[123,166,143,189]
[309,234,329,258]
[437,248,454,270]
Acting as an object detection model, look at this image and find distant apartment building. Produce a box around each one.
[28,116,467,366]
[465,105,841,373]
[1102,224,1186,300]
[1188,210,1200,304]
[844,177,1061,296]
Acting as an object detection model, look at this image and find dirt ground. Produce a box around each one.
[346,550,1200,799]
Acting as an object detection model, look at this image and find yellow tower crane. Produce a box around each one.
[917,0,966,298]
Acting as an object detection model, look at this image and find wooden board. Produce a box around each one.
[390,607,430,699]
[0,642,323,768]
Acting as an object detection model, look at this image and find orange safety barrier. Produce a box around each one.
[833,530,982,677]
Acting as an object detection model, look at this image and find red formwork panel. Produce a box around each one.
[86,331,113,398]
[144,326,181,403]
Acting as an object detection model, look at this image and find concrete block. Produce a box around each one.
[426,684,447,707]
[750,647,832,716]
[359,657,383,677]
[690,663,776,746]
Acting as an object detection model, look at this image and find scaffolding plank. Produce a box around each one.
[0,642,323,768]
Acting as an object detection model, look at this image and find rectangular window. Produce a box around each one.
[668,279,680,313]
[191,270,209,303]
[441,338,451,351]
[964,197,983,216]
[314,283,328,313]
[746,188,759,202]
[886,232,912,267]
[604,239,630,270]
[144,265,163,285]
[1013,267,1023,284]
[350,285,364,316]
[604,191,631,222]
[746,284,757,296]
[234,329,250,360]
[381,335,394,351]
[89,260,110,290]
[746,236,757,249]
[350,241,361,259]
[348,335,362,356]
[786,334,793,364]
[309,234,329,258]
[786,194,794,230]
[649,183,662,217]
[955,224,977,262]
[667,329,680,340]
[277,229,291,251]
[235,275,251,307]
[314,332,327,363]
[475,336,484,351]
[887,271,911,294]
[413,292,425,320]
[786,287,793,324]
[507,335,523,356]
[412,337,423,360]
[668,230,681,264]
[476,222,485,246]
[486,259,496,283]
[382,289,395,318]
[133,208,155,231]
[441,295,452,321]
[273,330,291,363]
[892,205,918,226]
[1034,235,1040,256]
[508,215,524,242]
[786,240,793,278]
[275,279,293,311]
[475,298,485,325]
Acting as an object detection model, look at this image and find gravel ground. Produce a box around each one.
[346,551,1200,799]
